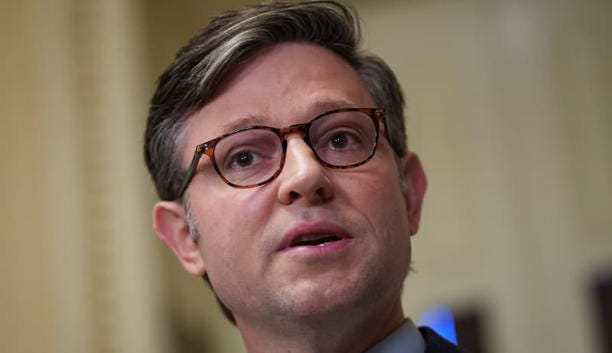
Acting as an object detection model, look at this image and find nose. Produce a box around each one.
[276,135,334,205]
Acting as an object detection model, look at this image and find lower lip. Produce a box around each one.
[280,237,352,258]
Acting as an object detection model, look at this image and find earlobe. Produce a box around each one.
[153,201,206,276]
[400,152,428,236]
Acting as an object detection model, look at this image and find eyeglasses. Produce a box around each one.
[177,107,386,198]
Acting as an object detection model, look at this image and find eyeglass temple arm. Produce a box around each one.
[176,148,203,200]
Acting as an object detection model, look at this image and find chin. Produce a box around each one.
[275,270,391,321]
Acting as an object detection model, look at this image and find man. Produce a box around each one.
[144,1,465,352]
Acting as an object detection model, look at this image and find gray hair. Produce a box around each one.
[144,0,407,202]
[184,197,238,323]
[183,195,200,242]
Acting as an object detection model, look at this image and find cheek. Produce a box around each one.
[363,178,412,272]
[342,158,405,207]
[193,188,275,270]
[337,165,411,245]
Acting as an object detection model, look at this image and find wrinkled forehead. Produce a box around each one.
[179,42,375,165]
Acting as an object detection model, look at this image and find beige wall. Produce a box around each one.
[1,0,610,352]
[1,0,166,352]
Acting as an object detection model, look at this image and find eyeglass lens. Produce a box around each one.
[213,110,377,186]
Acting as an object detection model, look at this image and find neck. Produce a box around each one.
[236,297,405,353]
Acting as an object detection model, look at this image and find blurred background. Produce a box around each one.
[1,0,611,352]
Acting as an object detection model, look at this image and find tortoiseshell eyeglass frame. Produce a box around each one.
[176,107,387,199]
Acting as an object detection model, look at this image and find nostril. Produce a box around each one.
[315,186,333,201]
[288,190,301,201]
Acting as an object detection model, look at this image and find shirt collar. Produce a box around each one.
[366,319,426,353]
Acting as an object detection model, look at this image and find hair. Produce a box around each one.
[144,0,407,324]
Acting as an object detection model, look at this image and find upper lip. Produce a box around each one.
[277,221,352,251]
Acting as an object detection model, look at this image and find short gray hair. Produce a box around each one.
[144,0,407,202]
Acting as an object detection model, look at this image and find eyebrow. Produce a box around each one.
[220,114,268,134]
[219,99,357,134]
[309,99,355,116]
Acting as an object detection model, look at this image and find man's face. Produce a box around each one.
[154,43,426,325]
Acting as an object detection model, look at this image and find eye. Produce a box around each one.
[213,128,283,185]
[226,149,261,169]
[235,151,253,166]
[324,129,362,151]
[329,132,351,149]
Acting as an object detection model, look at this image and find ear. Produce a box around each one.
[400,152,427,236]
[153,201,206,276]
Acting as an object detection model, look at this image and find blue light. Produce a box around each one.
[418,305,457,344]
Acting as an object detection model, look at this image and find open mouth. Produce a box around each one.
[290,234,342,247]
[278,222,352,252]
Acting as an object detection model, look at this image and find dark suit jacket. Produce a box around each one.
[419,327,467,353]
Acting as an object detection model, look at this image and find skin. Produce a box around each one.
[153,42,427,353]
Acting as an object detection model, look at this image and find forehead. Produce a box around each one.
[182,42,375,163]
